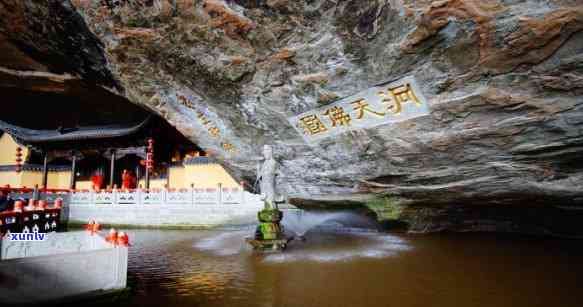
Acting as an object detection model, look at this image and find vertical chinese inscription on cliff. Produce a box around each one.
[176,93,237,154]
[289,76,430,144]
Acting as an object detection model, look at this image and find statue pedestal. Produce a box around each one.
[245,208,291,252]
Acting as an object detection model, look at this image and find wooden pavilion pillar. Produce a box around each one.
[145,162,150,189]
[69,152,77,190]
[135,165,140,187]
[109,149,116,188]
[41,152,48,190]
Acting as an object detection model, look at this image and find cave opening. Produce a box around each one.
[0,83,212,190]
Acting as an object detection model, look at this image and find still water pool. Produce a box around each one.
[80,229,583,307]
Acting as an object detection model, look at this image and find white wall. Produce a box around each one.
[0,232,127,304]
[67,202,264,227]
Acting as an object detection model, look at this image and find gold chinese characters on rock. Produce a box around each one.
[290,76,430,143]
[177,94,237,154]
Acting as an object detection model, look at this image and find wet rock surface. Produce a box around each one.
[1,0,583,234]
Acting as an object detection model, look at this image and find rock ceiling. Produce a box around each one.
[0,0,582,209]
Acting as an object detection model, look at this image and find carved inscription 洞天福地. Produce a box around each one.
[288,76,430,144]
[177,94,236,154]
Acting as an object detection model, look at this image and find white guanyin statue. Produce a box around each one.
[256,145,284,210]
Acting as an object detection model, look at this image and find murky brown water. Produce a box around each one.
[77,229,583,307]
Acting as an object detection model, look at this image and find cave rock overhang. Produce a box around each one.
[0,77,201,155]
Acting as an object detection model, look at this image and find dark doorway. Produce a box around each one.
[76,153,110,189]
[113,154,143,189]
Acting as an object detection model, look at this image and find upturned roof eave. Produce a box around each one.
[0,116,151,145]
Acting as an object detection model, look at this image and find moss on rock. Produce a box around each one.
[365,196,404,221]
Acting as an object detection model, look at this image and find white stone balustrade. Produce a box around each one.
[69,186,261,206]
[65,186,265,227]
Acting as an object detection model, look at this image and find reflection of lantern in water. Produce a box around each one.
[15,147,22,173]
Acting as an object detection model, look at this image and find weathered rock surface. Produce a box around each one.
[1,0,583,234]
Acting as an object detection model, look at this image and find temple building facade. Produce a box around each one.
[0,123,241,191]
[0,74,245,192]
[0,132,71,189]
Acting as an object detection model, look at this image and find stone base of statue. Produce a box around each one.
[245,207,292,252]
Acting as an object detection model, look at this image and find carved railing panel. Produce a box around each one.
[166,190,191,204]
[194,188,218,204]
[116,191,137,204]
[222,188,240,204]
[141,190,164,204]
[71,192,92,204]
[94,192,114,204]
[65,188,263,207]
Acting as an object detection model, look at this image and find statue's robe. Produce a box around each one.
[260,158,277,209]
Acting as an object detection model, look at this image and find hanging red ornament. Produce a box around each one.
[145,138,154,170]
[15,147,22,173]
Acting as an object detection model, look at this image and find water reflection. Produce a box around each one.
[70,229,583,307]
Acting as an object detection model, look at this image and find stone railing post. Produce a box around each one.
[137,188,142,206]
[162,188,168,205]
[217,183,222,205]
[240,181,245,205]
[190,183,195,206]
[113,188,118,205]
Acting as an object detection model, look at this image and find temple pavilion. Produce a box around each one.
[0,86,240,191]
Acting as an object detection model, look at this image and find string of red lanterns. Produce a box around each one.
[146,138,154,171]
[15,147,22,173]
[140,138,155,171]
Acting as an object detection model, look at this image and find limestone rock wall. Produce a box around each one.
[1,0,583,233]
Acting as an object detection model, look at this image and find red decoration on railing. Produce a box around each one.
[38,200,48,210]
[0,186,70,194]
[105,228,118,245]
[117,231,130,247]
[26,198,35,210]
[84,220,101,235]
[13,200,23,213]
[15,147,22,173]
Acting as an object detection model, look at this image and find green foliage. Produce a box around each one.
[365,196,404,221]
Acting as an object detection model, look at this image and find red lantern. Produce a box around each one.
[105,228,118,245]
[84,220,101,235]
[146,138,154,170]
[15,147,22,173]
[117,232,130,247]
